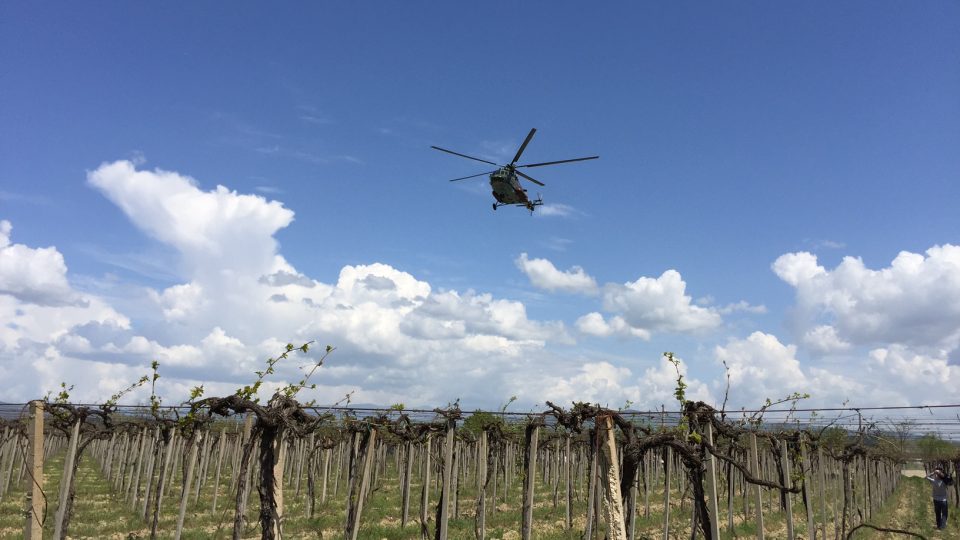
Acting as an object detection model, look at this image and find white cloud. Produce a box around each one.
[773,245,960,352]
[515,253,598,295]
[520,354,713,410]
[802,325,851,354]
[0,220,83,307]
[713,332,809,406]
[575,313,651,340]
[717,300,767,315]
[868,345,959,391]
[0,161,584,405]
[636,355,714,407]
[772,252,826,287]
[87,160,294,281]
[600,270,722,336]
[537,203,581,218]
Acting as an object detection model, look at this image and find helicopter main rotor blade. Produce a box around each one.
[510,128,537,165]
[449,170,498,182]
[516,170,545,186]
[518,155,599,168]
[431,146,499,166]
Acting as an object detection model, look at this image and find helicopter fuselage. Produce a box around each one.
[489,167,539,210]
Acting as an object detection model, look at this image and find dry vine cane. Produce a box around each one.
[181,341,335,540]
[43,377,148,539]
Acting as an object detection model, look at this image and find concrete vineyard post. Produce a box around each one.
[521,421,539,540]
[24,400,44,540]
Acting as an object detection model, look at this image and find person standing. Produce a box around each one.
[926,465,952,530]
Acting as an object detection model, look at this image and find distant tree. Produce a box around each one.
[916,432,955,461]
[886,418,917,458]
[819,426,850,451]
[462,410,502,435]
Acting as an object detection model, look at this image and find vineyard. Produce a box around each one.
[0,348,958,540]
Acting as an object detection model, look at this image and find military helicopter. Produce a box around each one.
[431,128,598,212]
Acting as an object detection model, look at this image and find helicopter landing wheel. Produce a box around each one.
[492,203,497,211]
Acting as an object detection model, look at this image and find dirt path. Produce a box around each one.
[861,476,957,539]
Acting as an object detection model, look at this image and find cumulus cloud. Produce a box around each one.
[868,345,959,391]
[713,332,809,406]
[600,270,722,336]
[515,253,598,295]
[516,255,736,340]
[0,220,84,307]
[717,300,767,315]
[1,161,585,405]
[773,246,960,353]
[520,354,713,410]
[802,325,851,355]
[536,203,581,218]
[575,313,651,340]
[87,160,294,281]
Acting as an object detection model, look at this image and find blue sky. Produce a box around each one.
[2,3,959,416]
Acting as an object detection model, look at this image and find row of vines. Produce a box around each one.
[0,346,955,539]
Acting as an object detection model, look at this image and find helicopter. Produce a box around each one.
[431,128,598,212]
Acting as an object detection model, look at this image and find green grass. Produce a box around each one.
[0,447,952,540]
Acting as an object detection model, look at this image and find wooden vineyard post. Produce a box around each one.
[584,432,600,539]
[799,436,815,540]
[193,431,211,504]
[346,427,377,539]
[321,445,331,506]
[704,422,721,540]
[726,461,735,534]
[748,433,765,540]
[129,427,148,509]
[643,451,651,519]
[272,431,286,538]
[597,415,627,540]
[402,439,414,528]
[53,417,82,539]
[662,446,671,540]
[24,400,44,540]
[439,419,456,540]
[342,431,360,536]
[780,441,795,540]
[211,428,226,514]
[451,440,460,519]
[151,429,176,538]
[521,421,540,540]
[565,432,573,530]
[174,432,201,540]
[141,426,159,519]
[420,434,432,536]
[0,428,17,503]
[476,430,487,540]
